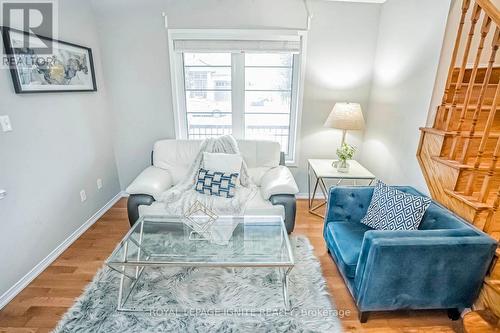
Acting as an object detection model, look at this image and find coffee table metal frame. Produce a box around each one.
[106,215,295,313]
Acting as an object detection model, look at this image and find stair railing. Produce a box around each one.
[465,68,500,197]
[449,6,491,159]
[443,3,482,132]
[435,0,471,129]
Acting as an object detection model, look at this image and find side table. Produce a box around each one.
[307,159,375,218]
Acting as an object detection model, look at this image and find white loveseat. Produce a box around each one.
[126,139,299,233]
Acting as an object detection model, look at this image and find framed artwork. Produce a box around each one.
[1,27,97,93]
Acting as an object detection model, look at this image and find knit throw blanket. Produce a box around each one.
[157,135,257,216]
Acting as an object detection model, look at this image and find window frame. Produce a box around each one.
[168,29,307,165]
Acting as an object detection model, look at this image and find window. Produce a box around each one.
[183,53,232,139]
[245,53,294,154]
[169,30,307,164]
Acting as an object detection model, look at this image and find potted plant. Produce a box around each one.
[336,143,356,173]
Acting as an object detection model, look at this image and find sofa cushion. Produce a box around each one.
[153,139,281,185]
[203,152,243,174]
[361,181,431,230]
[153,140,201,184]
[248,167,270,186]
[138,188,285,217]
[237,140,281,168]
[326,222,372,279]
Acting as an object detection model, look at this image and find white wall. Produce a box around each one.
[92,1,176,189]
[0,0,120,298]
[91,0,382,192]
[360,0,451,193]
[293,0,381,192]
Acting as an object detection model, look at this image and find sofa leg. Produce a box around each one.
[447,308,460,321]
[359,311,369,323]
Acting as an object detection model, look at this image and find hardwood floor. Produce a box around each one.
[0,198,463,332]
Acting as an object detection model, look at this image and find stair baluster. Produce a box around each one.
[459,20,496,163]
[435,0,472,129]
[450,10,491,160]
[464,29,500,197]
[444,4,483,132]
[479,125,500,202]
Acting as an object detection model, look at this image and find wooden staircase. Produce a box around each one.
[418,0,500,240]
[418,0,500,327]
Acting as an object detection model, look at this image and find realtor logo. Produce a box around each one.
[1,0,57,54]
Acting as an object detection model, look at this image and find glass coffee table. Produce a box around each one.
[106,215,295,312]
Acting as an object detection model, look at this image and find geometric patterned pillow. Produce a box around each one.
[361,180,431,230]
[194,168,238,198]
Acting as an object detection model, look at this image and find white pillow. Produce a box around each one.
[203,152,243,174]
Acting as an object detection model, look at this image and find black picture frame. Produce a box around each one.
[1,26,97,93]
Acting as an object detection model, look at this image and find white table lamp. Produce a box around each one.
[323,102,365,146]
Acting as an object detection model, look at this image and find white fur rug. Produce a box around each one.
[53,236,343,332]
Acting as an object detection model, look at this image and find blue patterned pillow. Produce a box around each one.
[194,168,238,198]
[361,180,431,230]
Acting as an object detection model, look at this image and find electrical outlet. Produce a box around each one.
[80,190,87,202]
[97,178,103,190]
[0,115,12,132]
[0,189,6,200]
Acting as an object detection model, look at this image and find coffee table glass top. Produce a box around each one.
[107,215,294,268]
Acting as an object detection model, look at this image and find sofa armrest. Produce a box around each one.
[270,194,296,234]
[354,229,496,311]
[325,186,374,224]
[260,166,299,200]
[126,166,172,199]
[127,194,155,227]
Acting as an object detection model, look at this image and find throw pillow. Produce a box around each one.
[194,168,238,198]
[203,152,243,174]
[361,180,431,230]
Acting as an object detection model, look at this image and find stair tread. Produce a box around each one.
[443,104,496,110]
[419,127,456,136]
[431,156,500,171]
[450,83,499,86]
[420,127,500,138]
[444,189,493,210]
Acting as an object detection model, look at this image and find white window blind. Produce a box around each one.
[173,40,301,54]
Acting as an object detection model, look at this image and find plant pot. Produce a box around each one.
[337,159,349,173]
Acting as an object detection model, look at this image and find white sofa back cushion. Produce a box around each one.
[203,152,243,174]
[153,139,281,185]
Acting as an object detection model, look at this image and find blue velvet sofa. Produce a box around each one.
[323,186,497,323]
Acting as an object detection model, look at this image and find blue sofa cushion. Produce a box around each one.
[326,222,373,278]
[361,181,431,230]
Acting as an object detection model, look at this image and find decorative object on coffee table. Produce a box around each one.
[183,200,218,241]
[307,159,375,218]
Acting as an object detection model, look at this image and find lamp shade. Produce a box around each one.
[323,102,365,130]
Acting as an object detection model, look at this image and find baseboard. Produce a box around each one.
[0,191,126,310]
